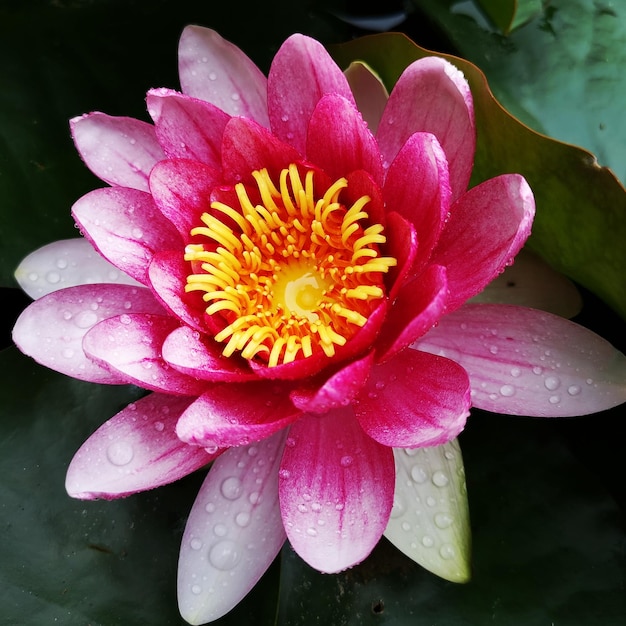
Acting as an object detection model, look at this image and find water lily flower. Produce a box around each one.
[12,26,626,625]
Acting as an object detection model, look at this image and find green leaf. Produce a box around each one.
[331,33,626,321]
[474,0,543,34]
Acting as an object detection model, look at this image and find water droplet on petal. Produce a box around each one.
[340,455,353,467]
[421,535,434,547]
[567,385,581,396]
[209,540,241,570]
[306,527,318,537]
[544,376,560,391]
[410,465,428,483]
[434,512,453,529]
[190,538,203,550]
[439,544,456,560]
[235,512,250,527]
[106,441,134,466]
[213,523,227,537]
[499,384,515,397]
[46,271,61,284]
[432,471,449,487]
[220,476,243,500]
[191,584,202,595]
[549,395,561,404]
[74,310,98,329]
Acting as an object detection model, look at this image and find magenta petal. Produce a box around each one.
[306,94,383,186]
[176,382,301,448]
[70,113,164,191]
[384,211,418,300]
[377,57,474,201]
[376,264,448,362]
[65,393,213,499]
[290,351,375,413]
[344,61,389,135]
[147,88,230,167]
[416,303,626,417]
[383,132,450,273]
[432,174,535,312]
[12,284,163,383]
[82,313,208,395]
[178,432,286,624]
[177,25,269,126]
[355,349,470,447]
[279,409,394,573]
[162,326,258,382]
[268,34,355,154]
[72,187,181,285]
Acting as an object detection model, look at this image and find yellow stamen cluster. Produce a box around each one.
[184,164,396,366]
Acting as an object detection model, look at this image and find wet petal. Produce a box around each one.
[178,432,287,624]
[416,303,626,417]
[178,25,269,126]
[70,112,164,191]
[384,439,471,582]
[344,60,388,134]
[279,409,394,573]
[14,238,139,299]
[12,284,162,383]
[355,349,470,447]
[66,393,214,499]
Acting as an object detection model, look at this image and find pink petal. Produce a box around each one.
[162,326,258,382]
[82,313,208,395]
[268,34,355,154]
[147,88,230,167]
[383,132,450,273]
[65,393,214,500]
[72,187,181,285]
[416,303,626,417]
[375,264,448,362]
[344,61,389,135]
[176,382,301,449]
[149,158,222,238]
[178,432,287,624]
[290,351,375,413]
[377,57,474,201]
[354,349,470,447]
[177,26,269,126]
[384,211,418,301]
[70,113,164,191]
[14,238,140,299]
[12,284,163,383]
[279,409,394,573]
[306,94,383,186]
[431,174,535,312]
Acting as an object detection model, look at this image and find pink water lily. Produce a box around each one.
[12,26,626,625]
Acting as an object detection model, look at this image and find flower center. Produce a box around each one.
[184,164,396,367]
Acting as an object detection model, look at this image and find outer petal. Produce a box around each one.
[72,187,181,285]
[82,313,208,395]
[14,238,140,299]
[344,61,388,135]
[178,25,269,126]
[416,303,626,417]
[268,34,356,154]
[306,94,383,186]
[65,393,214,500]
[12,283,163,383]
[384,439,471,583]
[147,88,230,167]
[178,432,287,625]
[377,57,474,201]
[176,381,301,449]
[279,409,395,573]
[384,211,418,301]
[70,113,165,191]
[354,349,470,447]
[431,174,535,312]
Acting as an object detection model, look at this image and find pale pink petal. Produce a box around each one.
[306,94,383,186]
[431,174,535,312]
[82,313,208,395]
[268,34,355,154]
[162,326,257,382]
[383,132,450,273]
[14,238,140,299]
[72,187,181,285]
[384,439,471,582]
[12,284,163,383]
[146,88,230,167]
[344,61,388,135]
[70,113,165,191]
[471,249,583,319]
[377,57,474,201]
[176,382,301,449]
[66,393,214,500]
[279,409,394,573]
[416,303,626,417]
[178,432,287,624]
[354,349,470,447]
[178,25,269,126]
[375,264,448,362]
[290,351,375,413]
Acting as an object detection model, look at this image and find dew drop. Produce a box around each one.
[544,376,560,391]
[285,437,296,448]
[235,512,250,527]
[306,527,318,537]
[532,366,543,375]
[340,455,353,468]
[74,310,98,329]
[390,496,406,519]
[209,540,241,570]
[131,228,143,239]
[56,258,68,269]
[190,538,203,550]
[213,523,227,537]
[247,445,259,457]
[106,441,134,466]
[410,465,428,484]
[421,535,435,547]
[154,421,165,432]
[281,114,289,122]
[191,584,202,595]
[231,93,240,101]
[434,512,453,529]
[62,348,75,359]
[62,310,73,321]
[208,72,217,80]
[297,504,308,513]
[46,271,61,284]
[426,496,436,507]
[488,345,498,355]
[278,469,291,480]
[205,502,216,514]
[249,491,261,505]
[432,471,449,487]
[119,314,132,325]
[549,395,561,404]
[439,544,456,560]
[220,476,243,500]
[28,272,38,282]
[510,367,521,378]
[499,384,515,397]
[567,385,581,396]
[401,521,411,532]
